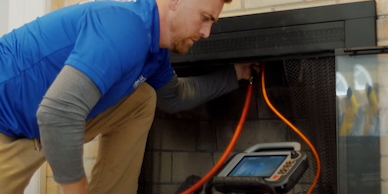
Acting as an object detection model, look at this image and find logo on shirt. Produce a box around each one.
[133,75,147,89]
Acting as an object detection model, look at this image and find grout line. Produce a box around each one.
[211,152,215,166]
[170,152,173,183]
[213,121,218,153]
[147,150,248,154]
[244,0,337,11]
[378,14,388,19]
[241,0,246,11]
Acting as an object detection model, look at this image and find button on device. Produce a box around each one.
[291,151,300,159]
[273,175,279,180]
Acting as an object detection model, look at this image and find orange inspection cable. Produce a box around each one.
[261,64,321,194]
[181,77,254,194]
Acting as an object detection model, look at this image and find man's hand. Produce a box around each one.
[234,62,261,80]
[61,176,90,194]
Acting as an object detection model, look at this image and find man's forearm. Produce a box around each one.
[156,65,239,113]
[37,65,101,186]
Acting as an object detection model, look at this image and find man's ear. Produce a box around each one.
[169,0,179,11]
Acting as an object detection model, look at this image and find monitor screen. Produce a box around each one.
[228,155,287,178]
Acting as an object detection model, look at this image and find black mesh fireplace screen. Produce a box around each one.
[284,57,337,194]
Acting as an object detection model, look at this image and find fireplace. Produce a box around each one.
[138,2,383,194]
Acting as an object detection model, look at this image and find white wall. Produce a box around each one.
[8,0,50,33]
[0,0,10,37]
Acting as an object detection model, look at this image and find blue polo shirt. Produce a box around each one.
[0,0,174,139]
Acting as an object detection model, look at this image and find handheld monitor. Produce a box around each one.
[213,142,309,194]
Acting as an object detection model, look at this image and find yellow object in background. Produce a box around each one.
[339,88,360,137]
[363,84,379,136]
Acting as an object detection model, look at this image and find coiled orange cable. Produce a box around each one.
[261,64,321,194]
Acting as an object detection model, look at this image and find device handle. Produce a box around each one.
[244,142,301,153]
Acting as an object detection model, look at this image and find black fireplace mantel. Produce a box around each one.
[170,1,377,68]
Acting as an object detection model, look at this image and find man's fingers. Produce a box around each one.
[251,65,261,74]
[252,65,260,70]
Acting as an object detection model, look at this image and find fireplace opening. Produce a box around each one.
[138,1,380,194]
[140,58,337,194]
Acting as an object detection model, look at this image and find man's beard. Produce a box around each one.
[171,37,192,55]
[169,19,193,55]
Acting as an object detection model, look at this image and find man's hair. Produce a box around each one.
[224,0,232,3]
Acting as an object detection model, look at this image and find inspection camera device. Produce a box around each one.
[204,142,309,194]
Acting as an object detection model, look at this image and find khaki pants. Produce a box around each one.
[0,83,156,194]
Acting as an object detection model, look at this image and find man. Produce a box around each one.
[0,0,257,193]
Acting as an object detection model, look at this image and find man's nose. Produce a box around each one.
[200,26,212,39]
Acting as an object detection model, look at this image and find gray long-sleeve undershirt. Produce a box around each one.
[37,65,239,184]
[37,65,102,184]
[156,65,239,113]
